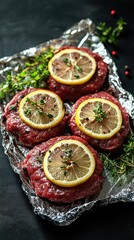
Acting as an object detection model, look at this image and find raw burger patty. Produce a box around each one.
[69,92,130,152]
[4,88,69,147]
[48,46,108,100]
[22,135,103,203]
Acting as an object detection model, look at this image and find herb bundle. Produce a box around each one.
[100,133,134,182]
[96,17,127,45]
[0,48,54,100]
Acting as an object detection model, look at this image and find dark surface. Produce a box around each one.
[0,0,134,240]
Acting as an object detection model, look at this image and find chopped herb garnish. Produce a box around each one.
[9,105,16,111]
[93,102,106,122]
[74,74,80,79]
[23,96,54,118]
[60,147,76,175]
[26,98,30,102]
[64,171,68,176]
[74,65,82,73]
[63,58,71,66]
[24,107,31,116]
[31,101,37,106]
[37,109,44,115]
[36,156,43,163]
[40,99,46,105]
[63,148,73,159]
[46,113,53,119]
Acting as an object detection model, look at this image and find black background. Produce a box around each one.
[0,0,134,240]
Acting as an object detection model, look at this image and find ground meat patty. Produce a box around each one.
[22,135,103,203]
[48,46,108,101]
[4,88,69,147]
[69,92,130,152]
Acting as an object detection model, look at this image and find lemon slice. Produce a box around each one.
[75,98,122,140]
[43,139,95,187]
[18,89,65,129]
[48,48,96,85]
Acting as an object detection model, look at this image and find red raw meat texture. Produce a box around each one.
[4,88,69,147]
[70,91,130,152]
[22,135,103,203]
[48,46,108,100]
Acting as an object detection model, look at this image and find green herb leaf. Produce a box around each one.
[46,113,53,119]
[63,58,71,66]
[74,65,82,73]
[63,149,73,159]
[24,107,31,116]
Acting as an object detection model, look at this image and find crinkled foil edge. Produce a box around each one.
[0,18,134,226]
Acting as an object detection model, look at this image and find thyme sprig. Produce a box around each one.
[93,102,106,122]
[100,133,134,182]
[0,48,54,100]
[96,17,127,45]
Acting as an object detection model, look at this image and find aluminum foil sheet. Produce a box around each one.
[0,18,134,226]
